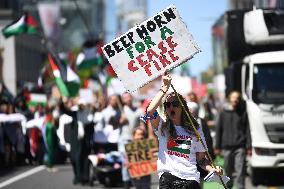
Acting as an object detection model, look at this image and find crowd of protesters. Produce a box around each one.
[0,79,251,189]
[0,84,153,187]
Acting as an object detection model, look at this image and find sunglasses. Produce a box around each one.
[165,100,179,108]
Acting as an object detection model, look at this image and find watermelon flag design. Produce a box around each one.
[167,138,191,154]
[2,13,37,38]
[48,53,80,97]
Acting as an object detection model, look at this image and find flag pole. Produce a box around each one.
[170,84,228,189]
[72,0,92,37]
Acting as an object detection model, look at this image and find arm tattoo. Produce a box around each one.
[197,157,210,167]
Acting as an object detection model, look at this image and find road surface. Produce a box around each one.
[0,164,283,189]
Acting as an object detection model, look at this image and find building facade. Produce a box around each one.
[0,0,106,94]
[115,0,147,32]
[229,0,284,9]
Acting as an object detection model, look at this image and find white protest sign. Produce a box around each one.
[103,5,201,92]
[79,89,94,104]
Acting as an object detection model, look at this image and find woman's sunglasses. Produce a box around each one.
[165,100,179,108]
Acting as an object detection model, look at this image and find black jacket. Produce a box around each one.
[215,103,251,150]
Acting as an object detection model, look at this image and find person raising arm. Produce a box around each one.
[146,71,222,189]
[146,71,172,129]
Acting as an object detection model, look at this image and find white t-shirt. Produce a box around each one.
[119,106,143,141]
[104,124,120,143]
[155,119,207,182]
[93,112,119,143]
[93,112,108,143]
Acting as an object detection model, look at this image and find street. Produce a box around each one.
[0,164,283,189]
[0,165,158,189]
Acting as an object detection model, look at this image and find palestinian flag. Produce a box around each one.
[2,13,37,38]
[76,47,103,70]
[167,138,192,155]
[28,93,47,107]
[106,64,117,87]
[76,40,104,70]
[48,53,80,97]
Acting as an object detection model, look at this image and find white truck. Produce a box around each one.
[242,50,284,185]
[212,9,284,185]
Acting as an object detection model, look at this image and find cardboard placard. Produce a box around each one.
[125,138,158,178]
[103,5,201,92]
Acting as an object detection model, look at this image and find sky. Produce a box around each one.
[148,0,227,77]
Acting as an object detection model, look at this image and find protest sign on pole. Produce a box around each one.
[79,88,94,104]
[125,138,158,178]
[103,5,201,92]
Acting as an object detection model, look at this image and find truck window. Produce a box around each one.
[253,63,284,104]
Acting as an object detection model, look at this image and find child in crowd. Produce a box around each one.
[130,127,152,189]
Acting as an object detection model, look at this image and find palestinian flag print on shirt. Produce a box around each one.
[167,137,192,155]
[2,13,37,38]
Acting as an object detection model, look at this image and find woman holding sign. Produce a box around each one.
[146,72,222,189]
